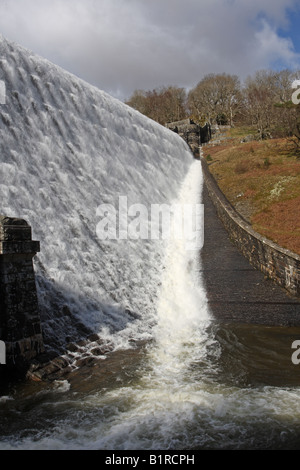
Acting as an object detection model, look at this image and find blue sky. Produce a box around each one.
[281,6,300,48]
[0,0,300,100]
[274,5,300,68]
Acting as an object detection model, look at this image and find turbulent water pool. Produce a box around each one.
[1,320,300,450]
[2,175,300,452]
[1,158,300,451]
[2,36,300,452]
[1,162,300,451]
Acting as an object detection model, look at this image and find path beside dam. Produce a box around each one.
[200,183,300,326]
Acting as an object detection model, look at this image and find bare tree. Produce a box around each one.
[273,70,300,155]
[126,86,187,125]
[243,69,300,139]
[126,69,300,148]
[187,73,241,126]
[243,70,277,138]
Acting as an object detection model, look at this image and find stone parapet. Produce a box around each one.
[201,158,300,297]
[0,216,44,374]
[166,119,211,158]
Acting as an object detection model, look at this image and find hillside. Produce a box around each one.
[0,36,194,354]
[202,127,300,255]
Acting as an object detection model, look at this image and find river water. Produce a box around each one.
[1,164,300,451]
[2,317,300,450]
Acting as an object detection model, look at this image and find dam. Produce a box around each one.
[1,36,300,450]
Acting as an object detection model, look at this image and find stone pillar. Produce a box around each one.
[0,216,44,374]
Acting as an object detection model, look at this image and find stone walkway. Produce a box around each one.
[200,183,300,326]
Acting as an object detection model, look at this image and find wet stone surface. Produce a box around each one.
[200,184,300,326]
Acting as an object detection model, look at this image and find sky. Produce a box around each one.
[0,0,300,101]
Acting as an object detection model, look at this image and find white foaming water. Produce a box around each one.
[150,160,210,379]
[2,153,300,451]
[2,38,300,451]
[0,36,193,354]
[95,159,210,356]
[0,160,214,450]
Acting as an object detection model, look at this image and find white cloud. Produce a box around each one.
[0,0,299,99]
[254,19,300,68]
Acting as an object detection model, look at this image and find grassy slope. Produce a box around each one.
[202,127,300,255]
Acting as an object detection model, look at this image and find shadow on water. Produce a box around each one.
[197,321,300,389]
[200,181,300,386]
[0,270,146,398]
[2,183,300,448]
[2,316,300,449]
[35,273,143,357]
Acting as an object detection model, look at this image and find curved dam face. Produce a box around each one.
[0,36,194,354]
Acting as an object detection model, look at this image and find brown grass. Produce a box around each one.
[203,132,300,255]
[252,196,300,254]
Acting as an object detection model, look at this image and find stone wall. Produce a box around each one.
[166,119,211,158]
[201,158,300,297]
[0,216,44,374]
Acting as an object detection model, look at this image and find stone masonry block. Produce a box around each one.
[0,215,44,372]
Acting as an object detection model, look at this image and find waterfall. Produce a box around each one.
[2,36,300,452]
[0,35,193,354]
[152,160,210,381]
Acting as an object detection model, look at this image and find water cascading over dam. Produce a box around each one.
[0,35,196,359]
[2,37,300,451]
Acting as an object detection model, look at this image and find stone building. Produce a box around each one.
[166,119,211,158]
